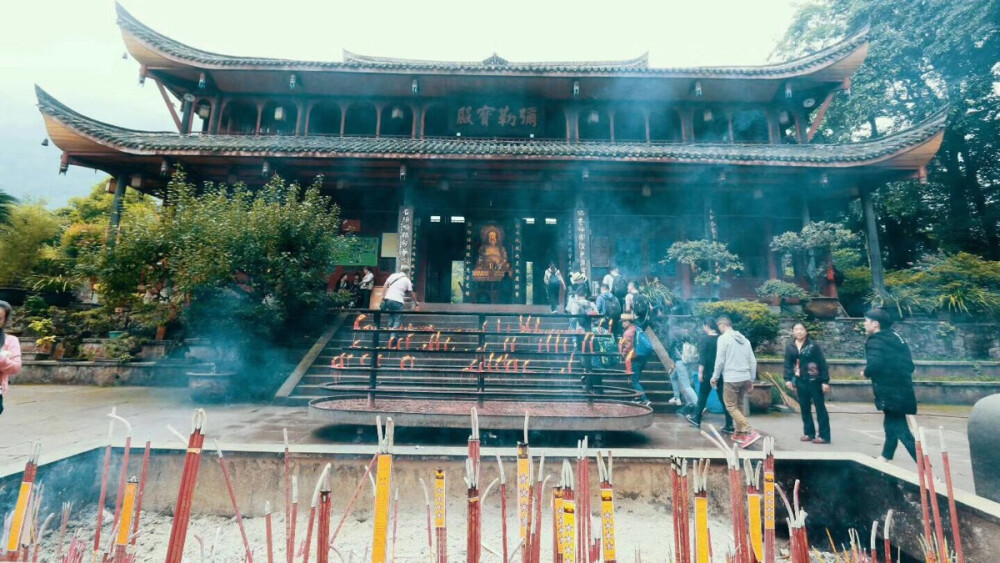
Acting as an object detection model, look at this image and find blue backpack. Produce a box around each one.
[635,329,654,357]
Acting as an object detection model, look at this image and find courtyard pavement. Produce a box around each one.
[0,385,979,495]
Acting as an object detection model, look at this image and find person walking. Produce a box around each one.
[595,283,622,336]
[359,265,375,309]
[711,316,760,448]
[668,335,699,415]
[381,265,418,337]
[0,301,23,416]
[783,322,831,444]
[686,318,733,432]
[862,308,918,463]
[619,313,651,407]
[543,262,565,313]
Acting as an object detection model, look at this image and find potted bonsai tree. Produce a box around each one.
[769,221,856,319]
[664,239,743,303]
[756,279,810,315]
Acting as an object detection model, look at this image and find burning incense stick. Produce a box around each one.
[282,428,292,563]
[938,427,964,563]
[263,502,274,563]
[215,442,253,562]
[6,442,41,559]
[165,409,207,563]
[433,468,447,563]
[465,458,483,563]
[112,477,137,563]
[371,417,395,562]
[316,471,332,563]
[496,455,510,563]
[303,463,331,563]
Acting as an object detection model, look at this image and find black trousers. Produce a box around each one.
[546,285,561,312]
[882,410,917,461]
[795,379,830,441]
[692,372,732,428]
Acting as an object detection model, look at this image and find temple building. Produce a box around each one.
[38,4,944,307]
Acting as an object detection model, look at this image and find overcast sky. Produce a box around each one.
[0,0,799,207]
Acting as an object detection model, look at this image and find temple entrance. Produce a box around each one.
[422,215,466,303]
[522,218,565,306]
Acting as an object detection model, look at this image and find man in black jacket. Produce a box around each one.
[862,308,918,463]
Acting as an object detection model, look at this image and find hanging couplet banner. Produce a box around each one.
[450,100,545,137]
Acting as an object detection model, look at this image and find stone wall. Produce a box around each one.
[654,316,1000,361]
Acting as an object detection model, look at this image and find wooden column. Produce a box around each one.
[643,109,651,143]
[608,110,615,141]
[678,216,691,299]
[340,103,347,137]
[254,102,263,135]
[208,95,222,134]
[861,186,887,303]
[375,105,383,138]
[411,105,418,138]
[764,217,778,279]
[295,101,304,136]
[108,174,128,248]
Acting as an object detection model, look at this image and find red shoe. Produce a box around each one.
[812,438,829,444]
[739,431,762,448]
[800,435,814,442]
[731,433,747,442]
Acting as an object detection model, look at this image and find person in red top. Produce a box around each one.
[619,313,650,406]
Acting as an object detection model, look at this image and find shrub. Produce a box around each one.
[756,280,809,303]
[878,253,1000,319]
[664,240,743,289]
[694,300,780,349]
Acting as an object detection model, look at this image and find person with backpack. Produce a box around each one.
[610,267,628,302]
[595,283,622,336]
[686,317,733,432]
[669,336,700,416]
[543,261,566,313]
[619,313,651,407]
[568,261,589,299]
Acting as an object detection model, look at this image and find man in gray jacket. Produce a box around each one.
[711,316,761,448]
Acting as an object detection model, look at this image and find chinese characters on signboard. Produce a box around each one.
[451,101,544,137]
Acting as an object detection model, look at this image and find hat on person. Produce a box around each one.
[864,308,893,328]
[620,313,636,321]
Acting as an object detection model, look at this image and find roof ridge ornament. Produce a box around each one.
[482,53,508,66]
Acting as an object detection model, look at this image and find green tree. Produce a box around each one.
[664,239,743,298]
[774,0,1000,260]
[0,202,67,286]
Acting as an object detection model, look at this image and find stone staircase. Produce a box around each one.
[277,310,680,411]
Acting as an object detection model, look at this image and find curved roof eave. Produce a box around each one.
[117,2,868,80]
[37,85,945,170]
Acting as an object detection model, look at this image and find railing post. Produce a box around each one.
[477,314,486,405]
[368,311,382,407]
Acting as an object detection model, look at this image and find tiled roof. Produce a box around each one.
[117,2,867,79]
[37,86,946,167]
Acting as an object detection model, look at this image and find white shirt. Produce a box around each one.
[383,272,412,303]
[602,274,615,290]
[360,271,374,290]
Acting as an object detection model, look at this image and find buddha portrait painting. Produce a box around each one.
[472,225,511,281]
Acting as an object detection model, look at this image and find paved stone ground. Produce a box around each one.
[0,385,978,495]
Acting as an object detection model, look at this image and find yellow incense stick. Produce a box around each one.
[748,493,763,561]
[600,486,617,562]
[371,454,393,562]
[517,446,531,543]
[116,479,138,547]
[563,498,577,562]
[6,480,33,553]
[553,488,565,556]
[434,469,447,529]
[695,496,710,563]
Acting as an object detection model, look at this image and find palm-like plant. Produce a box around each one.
[0,189,17,226]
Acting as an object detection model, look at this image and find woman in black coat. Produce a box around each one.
[783,323,831,443]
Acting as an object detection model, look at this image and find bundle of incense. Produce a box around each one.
[301,463,331,563]
[535,317,541,332]
[465,458,483,563]
[316,468,332,563]
[775,481,809,563]
[33,511,56,563]
[419,479,434,560]
[564,336,570,354]
[498,319,502,333]
[264,502,274,563]
[762,437,776,563]
[112,477,138,563]
[519,315,525,332]
[504,337,511,352]
[469,408,481,477]
[546,334,553,353]
[567,353,575,375]
[918,427,948,563]
[529,458,549,563]
[883,510,894,563]
[165,409,207,563]
[743,459,764,563]
[702,426,749,563]
[92,412,116,562]
[496,456,510,563]
[692,460,711,563]
[5,442,41,559]
[405,334,414,349]
[434,469,448,563]
[576,438,593,563]
[283,428,292,563]
[58,501,73,561]
[387,336,396,350]
[907,416,935,557]
[938,428,965,563]
[371,416,396,562]
[596,450,617,563]
[106,410,135,554]
[522,360,531,373]
[353,314,366,330]
[351,339,361,348]
[670,457,693,563]
[507,359,515,372]
[214,442,254,562]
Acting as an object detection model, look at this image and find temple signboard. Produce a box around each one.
[450,100,544,137]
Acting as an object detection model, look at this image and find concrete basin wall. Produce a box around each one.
[3,447,998,561]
